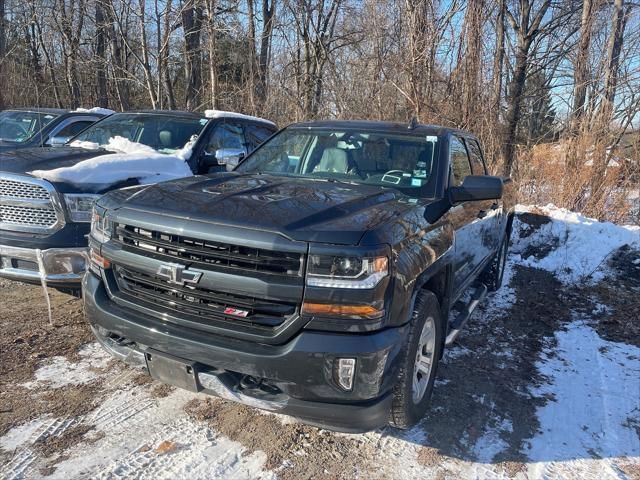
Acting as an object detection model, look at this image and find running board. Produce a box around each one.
[445,282,488,345]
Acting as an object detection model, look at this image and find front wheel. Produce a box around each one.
[389,290,443,430]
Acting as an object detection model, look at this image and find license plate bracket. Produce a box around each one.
[145,349,199,392]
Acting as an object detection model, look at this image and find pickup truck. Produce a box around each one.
[0,110,276,293]
[83,120,514,432]
[0,108,108,152]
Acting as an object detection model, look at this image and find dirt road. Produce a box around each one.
[1,206,639,479]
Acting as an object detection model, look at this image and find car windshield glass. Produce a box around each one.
[0,110,60,143]
[236,129,439,193]
[72,113,207,153]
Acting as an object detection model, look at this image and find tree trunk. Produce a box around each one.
[204,0,218,109]
[461,0,485,129]
[183,0,203,110]
[589,0,629,196]
[0,0,5,109]
[96,0,108,108]
[570,0,594,133]
[138,0,158,108]
[161,0,176,109]
[104,0,130,110]
[502,45,528,175]
[501,0,550,176]
[257,0,276,107]
[492,0,505,117]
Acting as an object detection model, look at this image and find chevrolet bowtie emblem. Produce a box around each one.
[157,263,202,285]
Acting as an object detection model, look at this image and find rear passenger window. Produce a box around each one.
[450,136,472,187]
[246,124,274,151]
[466,139,486,175]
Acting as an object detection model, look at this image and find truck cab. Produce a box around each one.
[0,108,108,152]
[83,120,514,431]
[0,110,276,292]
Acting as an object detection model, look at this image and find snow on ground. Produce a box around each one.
[511,204,640,283]
[30,136,195,189]
[1,371,276,480]
[1,205,639,479]
[20,343,111,390]
[525,321,640,478]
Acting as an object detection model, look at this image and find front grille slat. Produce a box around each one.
[0,175,61,232]
[115,224,303,277]
[114,265,293,328]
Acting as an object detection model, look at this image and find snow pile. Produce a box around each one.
[204,109,276,127]
[68,139,101,150]
[74,107,116,116]
[31,136,194,189]
[511,204,640,283]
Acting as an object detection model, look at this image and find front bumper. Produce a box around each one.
[83,272,407,432]
[0,245,88,286]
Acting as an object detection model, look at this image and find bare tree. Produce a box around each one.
[501,0,551,175]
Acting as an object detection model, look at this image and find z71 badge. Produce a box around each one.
[224,307,249,317]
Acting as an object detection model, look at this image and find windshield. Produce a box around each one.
[236,128,439,193]
[72,113,207,153]
[0,110,60,143]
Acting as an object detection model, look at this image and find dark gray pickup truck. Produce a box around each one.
[83,120,514,432]
[0,110,276,293]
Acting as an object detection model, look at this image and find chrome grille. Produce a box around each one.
[0,205,59,227]
[0,173,63,233]
[0,179,50,200]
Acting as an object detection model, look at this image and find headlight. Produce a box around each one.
[64,194,101,222]
[90,207,112,243]
[306,255,388,289]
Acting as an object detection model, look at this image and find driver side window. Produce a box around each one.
[450,136,472,187]
[205,121,245,154]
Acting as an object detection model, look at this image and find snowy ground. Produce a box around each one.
[0,204,638,479]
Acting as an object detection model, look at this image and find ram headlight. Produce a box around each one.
[64,194,101,222]
[90,207,112,243]
[306,255,388,289]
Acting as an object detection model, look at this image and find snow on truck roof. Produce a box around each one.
[204,110,276,126]
[73,107,116,115]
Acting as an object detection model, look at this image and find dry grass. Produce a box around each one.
[514,137,639,224]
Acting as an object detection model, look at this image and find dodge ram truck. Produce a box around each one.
[83,120,514,432]
[0,110,276,293]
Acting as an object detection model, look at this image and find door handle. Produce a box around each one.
[477,210,487,219]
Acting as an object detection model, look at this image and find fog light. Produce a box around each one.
[336,358,356,391]
[41,249,88,275]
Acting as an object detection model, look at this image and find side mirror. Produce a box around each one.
[215,148,245,171]
[47,136,71,147]
[449,175,503,203]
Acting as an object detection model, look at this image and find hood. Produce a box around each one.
[0,146,111,175]
[101,173,420,245]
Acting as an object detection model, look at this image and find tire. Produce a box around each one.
[389,290,443,430]
[480,233,509,292]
